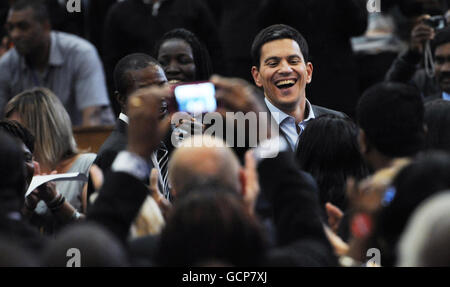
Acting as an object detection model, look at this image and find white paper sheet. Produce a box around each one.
[25,173,88,197]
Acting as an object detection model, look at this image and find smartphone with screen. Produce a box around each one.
[168,82,217,114]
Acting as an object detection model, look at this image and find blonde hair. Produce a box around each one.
[5,87,78,169]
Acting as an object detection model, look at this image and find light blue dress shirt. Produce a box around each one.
[264,98,315,151]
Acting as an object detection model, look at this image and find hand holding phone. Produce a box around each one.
[168,82,217,114]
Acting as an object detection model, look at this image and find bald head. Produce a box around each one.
[168,135,242,198]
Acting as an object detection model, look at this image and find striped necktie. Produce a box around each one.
[156,142,170,200]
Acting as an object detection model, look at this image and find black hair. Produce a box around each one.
[11,0,49,23]
[42,222,128,267]
[154,28,213,81]
[373,151,450,266]
[356,82,425,158]
[398,0,447,18]
[113,53,161,96]
[0,131,26,212]
[296,115,369,212]
[432,26,450,54]
[424,99,450,152]
[0,120,35,154]
[156,188,267,266]
[251,24,309,68]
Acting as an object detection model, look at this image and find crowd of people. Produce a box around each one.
[0,0,450,267]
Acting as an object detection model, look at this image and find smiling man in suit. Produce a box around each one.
[251,24,345,151]
[94,53,167,174]
[89,53,171,207]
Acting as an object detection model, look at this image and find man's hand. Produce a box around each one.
[326,202,344,234]
[410,15,435,54]
[211,75,265,115]
[148,168,171,218]
[127,86,172,159]
[24,163,59,210]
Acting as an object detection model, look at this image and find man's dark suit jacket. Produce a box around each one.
[254,102,346,221]
[312,104,347,118]
[266,102,347,154]
[95,118,128,174]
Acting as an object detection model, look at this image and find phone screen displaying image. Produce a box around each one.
[174,82,216,113]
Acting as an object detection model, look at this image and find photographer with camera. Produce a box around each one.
[385,13,450,101]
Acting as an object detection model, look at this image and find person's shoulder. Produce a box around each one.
[53,31,97,55]
[0,48,20,67]
[312,105,348,119]
[75,153,97,169]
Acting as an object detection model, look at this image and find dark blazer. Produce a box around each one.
[94,118,128,174]
[312,104,347,118]
[88,171,149,243]
[268,103,347,153]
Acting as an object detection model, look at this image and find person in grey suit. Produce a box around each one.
[250,24,346,151]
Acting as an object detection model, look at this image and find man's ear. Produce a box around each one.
[358,128,369,154]
[115,91,126,110]
[306,62,313,84]
[251,66,263,87]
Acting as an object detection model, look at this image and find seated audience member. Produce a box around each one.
[296,115,369,214]
[0,0,114,126]
[92,53,170,199]
[250,24,346,152]
[155,28,213,84]
[373,151,450,266]
[386,23,450,101]
[0,131,45,252]
[5,87,94,234]
[397,191,450,267]
[0,119,36,188]
[42,223,129,267]
[356,82,425,172]
[0,119,84,232]
[424,99,450,151]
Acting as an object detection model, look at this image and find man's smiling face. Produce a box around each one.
[251,38,313,112]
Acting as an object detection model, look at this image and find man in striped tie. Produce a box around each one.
[92,53,172,204]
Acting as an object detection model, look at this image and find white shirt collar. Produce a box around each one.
[264,97,315,124]
[119,113,129,124]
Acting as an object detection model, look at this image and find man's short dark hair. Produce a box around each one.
[113,53,161,96]
[0,120,35,154]
[424,99,450,151]
[11,0,49,23]
[356,82,425,157]
[251,24,309,68]
[432,26,450,54]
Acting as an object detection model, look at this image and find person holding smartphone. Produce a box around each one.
[385,14,450,102]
